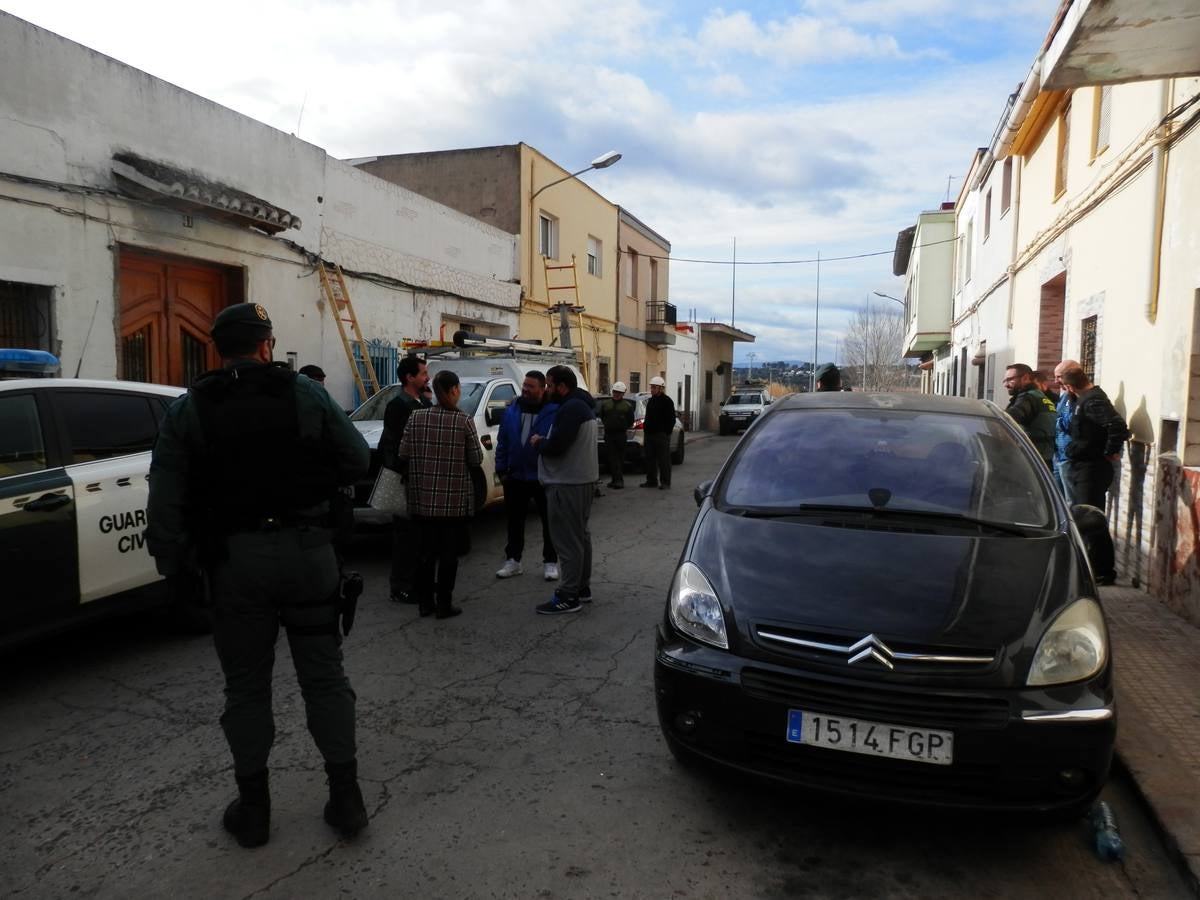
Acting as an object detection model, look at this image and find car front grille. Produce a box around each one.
[740,667,1010,731]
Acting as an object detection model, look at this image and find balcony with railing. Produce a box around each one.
[645,301,677,346]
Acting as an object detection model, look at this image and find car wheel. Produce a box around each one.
[671,435,685,465]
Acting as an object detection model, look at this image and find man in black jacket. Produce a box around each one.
[379,355,431,604]
[1059,364,1129,585]
[641,376,676,489]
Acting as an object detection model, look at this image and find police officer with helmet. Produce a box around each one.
[146,302,371,848]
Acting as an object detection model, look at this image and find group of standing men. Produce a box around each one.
[1003,360,1130,585]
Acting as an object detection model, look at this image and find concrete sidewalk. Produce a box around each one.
[1104,583,1200,895]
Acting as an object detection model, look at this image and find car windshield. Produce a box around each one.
[720,408,1053,528]
[726,394,762,405]
[349,382,486,421]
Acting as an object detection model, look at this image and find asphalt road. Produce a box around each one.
[0,437,1190,898]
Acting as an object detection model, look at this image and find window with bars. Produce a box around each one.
[0,281,53,350]
[1080,315,1097,382]
[1092,85,1112,158]
[629,371,641,393]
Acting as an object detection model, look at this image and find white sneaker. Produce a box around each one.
[496,559,523,578]
[543,562,560,581]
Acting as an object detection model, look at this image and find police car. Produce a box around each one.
[0,351,187,647]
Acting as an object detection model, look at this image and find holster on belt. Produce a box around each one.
[339,571,363,636]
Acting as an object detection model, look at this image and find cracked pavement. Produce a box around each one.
[0,439,1191,898]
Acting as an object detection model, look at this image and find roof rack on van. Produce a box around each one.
[405,330,579,361]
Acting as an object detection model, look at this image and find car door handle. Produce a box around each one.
[480,435,493,450]
[23,492,72,512]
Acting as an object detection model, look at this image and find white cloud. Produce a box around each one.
[695,8,905,63]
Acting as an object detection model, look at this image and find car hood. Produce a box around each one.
[352,421,383,450]
[692,507,1077,652]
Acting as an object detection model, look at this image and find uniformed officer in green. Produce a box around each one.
[1003,362,1057,468]
[597,382,635,488]
[146,302,371,848]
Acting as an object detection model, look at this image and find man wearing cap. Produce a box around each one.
[147,302,371,848]
[597,381,635,489]
[815,363,845,392]
[641,376,676,489]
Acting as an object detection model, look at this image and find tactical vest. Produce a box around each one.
[1020,388,1058,466]
[190,363,338,529]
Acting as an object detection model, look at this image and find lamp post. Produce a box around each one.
[873,291,905,309]
[747,352,757,382]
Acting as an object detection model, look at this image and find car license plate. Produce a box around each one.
[786,709,953,765]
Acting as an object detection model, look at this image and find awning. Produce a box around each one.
[111,152,301,235]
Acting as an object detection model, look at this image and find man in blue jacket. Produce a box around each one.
[494,370,560,581]
[531,365,598,614]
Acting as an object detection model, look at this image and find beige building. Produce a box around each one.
[352,144,626,391]
[696,323,756,431]
[918,0,1200,622]
[615,208,674,393]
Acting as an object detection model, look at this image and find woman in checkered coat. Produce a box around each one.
[398,369,484,619]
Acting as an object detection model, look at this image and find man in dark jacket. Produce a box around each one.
[1060,363,1130,585]
[147,302,371,847]
[1002,363,1057,468]
[598,381,635,488]
[641,376,676,489]
[494,370,560,581]
[379,356,431,604]
[531,365,598,614]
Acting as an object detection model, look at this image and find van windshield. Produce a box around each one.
[726,394,763,405]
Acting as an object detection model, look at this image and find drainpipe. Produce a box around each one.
[1146,79,1172,323]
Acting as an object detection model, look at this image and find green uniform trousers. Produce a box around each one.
[208,525,356,776]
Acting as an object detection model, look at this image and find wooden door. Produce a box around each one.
[118,251,227,387]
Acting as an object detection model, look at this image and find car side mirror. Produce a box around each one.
[485,406,504,427]
[695,479,714,507]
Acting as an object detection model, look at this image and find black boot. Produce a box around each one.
[223,769,270,848]
[435,594,462,619]
[324,760,368,836]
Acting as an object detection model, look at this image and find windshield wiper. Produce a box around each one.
[870,509,1035,536]
[724,503,872,519]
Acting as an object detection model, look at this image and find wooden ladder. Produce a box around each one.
[542,254,589,373]
[317,261,380,400]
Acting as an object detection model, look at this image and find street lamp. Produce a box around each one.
[747,352,757,381]
[873,291,905,309]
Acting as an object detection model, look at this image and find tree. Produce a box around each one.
[842,306,909,392]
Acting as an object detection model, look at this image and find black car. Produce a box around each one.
[655,392,1114,813]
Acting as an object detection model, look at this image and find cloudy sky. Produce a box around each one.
[5,0,1055,366]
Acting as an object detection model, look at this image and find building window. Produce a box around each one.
[964,220,974,283]
[627,248,639,299]
[0,281,53,350]
[597,358,610,395]
[705,370,713,402]
[1091,85,1112,158]
[538,212,558,259]
[985,353,995,401]
[587,236,602,277]
[983,189,992,241]
[1055,100,1071,198]
[650,258,659,302]
[1080,315,1097,382]
[629,371,641,393]
[1001,158,1013,215]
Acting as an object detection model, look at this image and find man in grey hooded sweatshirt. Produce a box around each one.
[530,364,598,615]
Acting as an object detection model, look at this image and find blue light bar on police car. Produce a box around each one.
[0,348,61,377]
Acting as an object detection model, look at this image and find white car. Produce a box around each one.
[0,375,187,647]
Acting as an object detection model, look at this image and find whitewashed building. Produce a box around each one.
[0,12,520,408]
[663,322,700,430]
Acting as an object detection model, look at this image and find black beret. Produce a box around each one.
[815,363,840,383]
[211,302,272,338]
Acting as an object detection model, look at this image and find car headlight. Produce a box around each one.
[1026,598,1107,686]
[668,562,728,649]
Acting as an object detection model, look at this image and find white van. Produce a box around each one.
[349,334,584,519]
